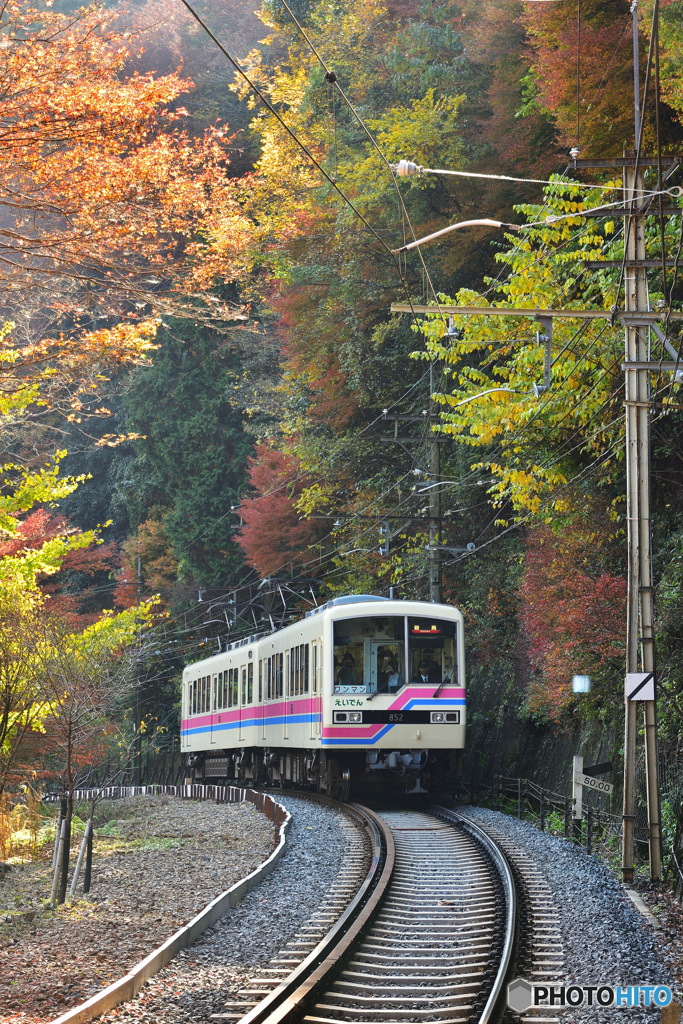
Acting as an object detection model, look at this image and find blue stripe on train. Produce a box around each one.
[182,714,314,736]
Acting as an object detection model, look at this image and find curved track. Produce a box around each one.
[214,804,516,1024]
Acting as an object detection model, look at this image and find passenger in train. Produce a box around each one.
[337,653,360,686]
[413,656,441,686]
[378,652,400,692]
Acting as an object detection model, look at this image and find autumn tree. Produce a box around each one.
[238,443,322,575]
[0,0,256,471]
[0,0,253,329]
[519,0,683,156]
[521,523,626,721]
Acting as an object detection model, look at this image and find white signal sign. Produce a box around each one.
[625,672,655,701]
[573,771,614,795]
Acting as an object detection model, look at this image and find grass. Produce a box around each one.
[0,787,49,863]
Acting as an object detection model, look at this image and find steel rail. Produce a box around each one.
[433,806,517,1024]
[221,802,395,1024]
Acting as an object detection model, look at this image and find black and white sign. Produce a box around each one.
[625,672,655,701]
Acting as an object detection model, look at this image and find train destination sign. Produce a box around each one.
[573,771,614,795]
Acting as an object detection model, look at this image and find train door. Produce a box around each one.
[259,659,266,741]
[210,673,217,744]
[284,651,289,740]
[370,640,403,694]
[310,642,317,740]
[239,667,246,741]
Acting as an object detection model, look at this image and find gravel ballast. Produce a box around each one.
[98,794,350,1023]
[461,806,676,1022]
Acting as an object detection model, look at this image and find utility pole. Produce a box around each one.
[134,540,142,787]
[429,360,442,603]
[381,380,444,602]
[622,157,660,882]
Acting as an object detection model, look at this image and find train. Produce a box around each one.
[181,595,466,797]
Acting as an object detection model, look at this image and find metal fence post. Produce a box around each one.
[540,789,545,831]
[564,798,571,839]
[517,777,523,819]
[587,806,593,855]
[493,775,498,812]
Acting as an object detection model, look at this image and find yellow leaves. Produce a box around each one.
[413,179,626,522]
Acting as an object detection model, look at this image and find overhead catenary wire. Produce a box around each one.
[397,163,663,194]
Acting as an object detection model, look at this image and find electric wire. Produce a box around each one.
[612,0,659,315]
[175,0,435,336]
[276,0,450,326]
[576,0,581,152]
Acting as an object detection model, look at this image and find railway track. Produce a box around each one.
[213,803,516,1024]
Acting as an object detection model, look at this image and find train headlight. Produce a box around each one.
[348,712,363,723]
[430,712,445,723]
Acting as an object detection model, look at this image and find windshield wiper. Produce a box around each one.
[432,676,450,699]
[367,683,389,702]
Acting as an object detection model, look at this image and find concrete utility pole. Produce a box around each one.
[428,360,442,604]
[622,159,660,882]
[135,540,143,787]
[392,144,682,882]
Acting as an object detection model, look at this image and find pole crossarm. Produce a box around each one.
[390,303,683,322]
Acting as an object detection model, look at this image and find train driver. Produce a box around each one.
[413,656,441,686]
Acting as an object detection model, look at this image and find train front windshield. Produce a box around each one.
[333,615,457,694]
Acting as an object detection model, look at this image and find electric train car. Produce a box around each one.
[181,595,465,797]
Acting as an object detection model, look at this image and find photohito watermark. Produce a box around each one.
[507,978,673,1013]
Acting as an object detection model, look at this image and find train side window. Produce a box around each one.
[213,674,218,712]
[232,667,238,707]
[222,671,228,708]
[267,657,272,700]
[312,644,317,695]
[259,660,263,703]
[295,645,300,695]
[193,680,198,714]
[287,650,292,697]
[248,663,253,703]
[199,676,204,713]
[276,653,283,697]
[241,667,247,705]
